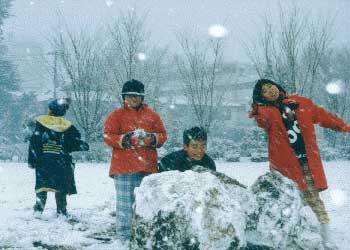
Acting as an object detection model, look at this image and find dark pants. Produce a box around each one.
[33,192,67,215]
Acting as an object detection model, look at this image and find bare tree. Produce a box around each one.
[299,18,334,97]
[174,30,227,132]
[244,3,333,95]
[106,9,168,110]
[319,46,350,147]
[51,27,109,142]
[0,0,12,39]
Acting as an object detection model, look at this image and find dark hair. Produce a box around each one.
[183,127,207,145]
[252,78,287,105]
[121,79,145,101]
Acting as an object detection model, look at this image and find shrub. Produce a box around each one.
[250,152,268,162]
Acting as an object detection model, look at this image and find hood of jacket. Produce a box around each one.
[36,115,72,132]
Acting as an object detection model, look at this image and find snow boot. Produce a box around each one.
[55,192,67,216]
[33,192,47,214]
[320,223,338,250]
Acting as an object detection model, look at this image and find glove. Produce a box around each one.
[143,133,157,147]
[122,131,139,148]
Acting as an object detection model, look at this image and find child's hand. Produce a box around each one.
[122,131,139,147]
[143,133,156,147]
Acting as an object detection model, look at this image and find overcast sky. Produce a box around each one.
[3,0,350,61]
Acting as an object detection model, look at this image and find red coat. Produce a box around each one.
[249,95,350,192]
[104,103,167,176]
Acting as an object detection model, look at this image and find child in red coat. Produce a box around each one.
[249,79,350,249]
[103,79,167,241]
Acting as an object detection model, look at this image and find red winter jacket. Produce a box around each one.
[249,95,350,192]
[104,103,167,176]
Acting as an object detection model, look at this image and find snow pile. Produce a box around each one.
[248,171,323,249]
[131,170,251,250]
[131,169,324,250]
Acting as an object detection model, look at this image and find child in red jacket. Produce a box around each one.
[103,79,167,242]
[249,79,350,249]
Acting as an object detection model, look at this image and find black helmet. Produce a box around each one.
[48,98,71,116]
[121,79,145,100]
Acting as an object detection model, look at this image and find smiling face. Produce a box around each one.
[125,94,143,108]
[261,83,280,102]
[183,139,207,161]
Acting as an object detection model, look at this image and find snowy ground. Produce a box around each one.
[0,160,349,250]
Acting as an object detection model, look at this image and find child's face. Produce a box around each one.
[183,139,207,161]
[262,83,280,102]
[125,95,143,108]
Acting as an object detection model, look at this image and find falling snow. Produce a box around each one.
[330,189,347,207]
[208,24,228,38]
[1,1,350,249]
[105,0,114,7]
[137,52,147,61]
[326,80,343,95]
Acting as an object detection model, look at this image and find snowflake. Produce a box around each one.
[195,206,203,214]
[326,80,343,95]
[105,0,114,7]
[329,189,347,207]
[137,52,147,61]
[57,98,68,105]
[208,24,228,38]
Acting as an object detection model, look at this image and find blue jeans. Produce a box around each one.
[113,172,146,241]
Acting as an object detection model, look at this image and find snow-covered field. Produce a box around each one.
[0,161,349,250]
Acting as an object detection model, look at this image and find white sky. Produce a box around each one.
[3,0,350,61]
